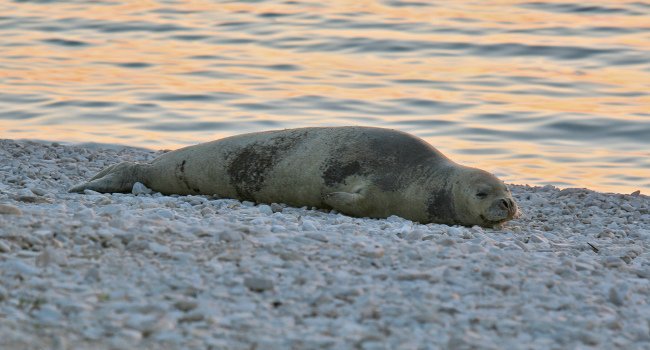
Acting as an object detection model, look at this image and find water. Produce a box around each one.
[1,0,649,194]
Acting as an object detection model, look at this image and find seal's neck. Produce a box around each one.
[417,161,461,225]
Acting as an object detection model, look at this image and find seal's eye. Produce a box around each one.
[476,192,488,199]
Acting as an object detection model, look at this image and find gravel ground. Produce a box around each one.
[1,139,650,350]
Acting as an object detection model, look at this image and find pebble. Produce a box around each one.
[529,234,547,244]
[2,259,40,276]
[244,276,274,292]
[302,220,318,231]
[0,240,11,253]
[149,242,171,255]
[359,244,385,258]
[218,230,243,242]
[33,305,63,326]
[0,204,22,215]
[405,230,424,241]
[174,300,198,312]
[305,232,328,242]
[29,187,48,196]
[608,285,627,306]
[132,182,153,195]
[270,203,284,213]
[257,204,273,215]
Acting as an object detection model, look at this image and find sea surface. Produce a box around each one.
[1,0,649,194]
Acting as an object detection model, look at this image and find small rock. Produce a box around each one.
[579,331,600,346]
[126,239,150,252]
[439,238,455,246]
[2,259,39,276]
[447,227,463,236]
[405,230,424,241]
[16,188,34,197]
[633,268,650,279]
[621,203,635,213]
[360,244,384,258]
[257,204,273,215]
[271,225,286,233]
[29,187,48,196]
[84,267,101,283]
[132,182,153,195]
[603,256,625,268]
[35,248,67,267]
[174,300,198,312]
[244,276,274,292]
[0,204,22,215]
[33,304,63,326]
[125,313,173,334]
[529,234,547,244]
[396,270,438,282]
[302,220,318,231]
[0,240,11,253]
[218,230,242,242]
[305,232,328,242]
[608,285,627,306]
[149,242,170,255]
[200,207,215,216]
[179,312,204,323]
[154,209,174,219]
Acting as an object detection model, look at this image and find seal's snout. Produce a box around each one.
[498,198,516,213]
[497,197,518,218]
[488,197,517,223]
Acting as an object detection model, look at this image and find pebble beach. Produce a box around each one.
[1,138,650,349]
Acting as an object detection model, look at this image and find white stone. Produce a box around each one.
[302,220,318,231]
[132,182,153,195]
[257,204,273,215]
[608,285,628,306]
[2,259,39,276]
[0,204,22,215]
[218,230,242,242]
[0,240,11,253]
[33,305,63,326]
[149,242,171,255]
[305,232,328,242]
[244,276,274,292]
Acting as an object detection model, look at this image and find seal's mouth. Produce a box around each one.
[480,214,507,227]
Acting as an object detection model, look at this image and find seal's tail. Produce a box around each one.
[69,161,141,193]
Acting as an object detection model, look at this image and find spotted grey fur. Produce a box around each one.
[69,126,518,227]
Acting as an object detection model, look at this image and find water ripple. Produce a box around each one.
[41,38,89,47]
[269,37,623,62]
[148,93,245,103]
[521,2,643,15]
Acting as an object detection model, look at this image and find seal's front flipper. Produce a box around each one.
[69,161,141,193]
[323,191,366,215]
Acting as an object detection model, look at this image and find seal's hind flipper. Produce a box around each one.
[88,162,119,181]
[69,161,141,193]
[323,191,365,214]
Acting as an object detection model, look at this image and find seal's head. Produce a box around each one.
[453,168,518,227]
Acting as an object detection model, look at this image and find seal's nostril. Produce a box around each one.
[499,199,509,210]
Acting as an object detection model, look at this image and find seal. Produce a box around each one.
[69,127,518,227]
